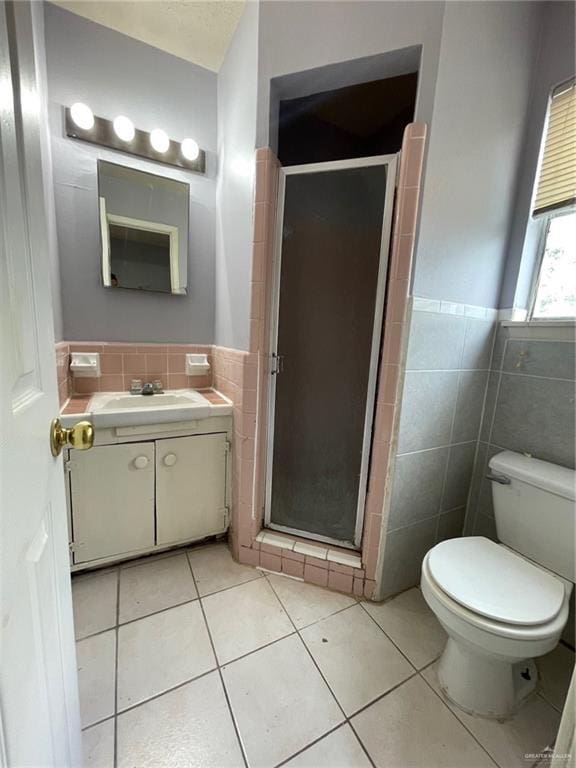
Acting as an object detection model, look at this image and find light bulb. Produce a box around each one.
[181,138,199,161]
[113,115,135,142]
[150,128,170,153]
[70,102,94,130]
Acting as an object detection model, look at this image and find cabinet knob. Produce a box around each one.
[163,453,177,467]
[133,455,149,469]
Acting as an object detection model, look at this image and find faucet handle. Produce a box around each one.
[152,379,164,394]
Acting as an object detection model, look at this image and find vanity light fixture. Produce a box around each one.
[70,102,94,130]
[150,128,170,154]
[64,105,205,173]
[113,115,135,142]
[181,138,200,162]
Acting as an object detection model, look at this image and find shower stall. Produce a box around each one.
[265,155,397,549]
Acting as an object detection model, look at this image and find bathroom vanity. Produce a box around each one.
[62,392,233,570]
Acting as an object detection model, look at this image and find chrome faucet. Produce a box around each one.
[130,379,164,395]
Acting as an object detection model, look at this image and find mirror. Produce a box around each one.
[98,161,189,294]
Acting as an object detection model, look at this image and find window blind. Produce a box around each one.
[533,79,576,216]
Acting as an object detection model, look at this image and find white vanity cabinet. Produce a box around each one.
[69,442,155,562]
[66,417,231,569]
[156,434,228,546]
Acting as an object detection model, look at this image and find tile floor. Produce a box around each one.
[73,542,574,768]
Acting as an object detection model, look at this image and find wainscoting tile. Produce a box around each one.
[451,370,489,444]
[503,340,575,381]
[388,447,449,530]
[397,371,459,453]
[461,318,495,370]
[441,442,476,512]
[405,311,466,371]
[380,518,437,599]
[437,507,466,541]
[492,374,575,467]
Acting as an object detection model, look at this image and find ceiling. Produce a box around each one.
[51,0,245,72]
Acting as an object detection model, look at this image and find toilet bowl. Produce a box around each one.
[421,450,575,720]
[421,537,571,719]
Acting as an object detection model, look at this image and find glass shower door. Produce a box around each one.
[266,157,396,548]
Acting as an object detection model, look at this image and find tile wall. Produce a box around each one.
[466,327,576,538]
[56,342,213,404]
[234,124,428,599]
[379,299,496,598]
[465,325,576,644]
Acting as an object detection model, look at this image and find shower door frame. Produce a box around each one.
[264,154,398,550]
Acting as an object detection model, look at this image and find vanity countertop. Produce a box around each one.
[60,387,232,428]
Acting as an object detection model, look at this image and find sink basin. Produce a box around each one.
[96,391,208,411]
[62,389,232,428]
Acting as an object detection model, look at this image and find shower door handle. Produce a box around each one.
[271,353,284,375]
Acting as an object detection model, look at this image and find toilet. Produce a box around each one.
[421,450,575,720]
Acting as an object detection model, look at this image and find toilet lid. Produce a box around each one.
[427,537,565,626]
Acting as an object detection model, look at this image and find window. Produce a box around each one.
[530,209,576,319]
[529,79,576,320]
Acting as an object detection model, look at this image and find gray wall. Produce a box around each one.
[380,304,495,598]
[44,3,217,343]
[499,1,576,311]
[256,1,446,148]
[414,1,542,308]
[214,2,260,350]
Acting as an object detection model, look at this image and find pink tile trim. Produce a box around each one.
[260,551,281,573]
[304,564,329,588]
[282,558,304,579]
[328,570,354,594]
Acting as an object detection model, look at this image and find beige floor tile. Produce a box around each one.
[362,587,447,669]
[423,662,561,768]
[119,553,197,623]
[117,601,215,711]
[81,719,115,768]
[77,630,116,728]
[188,543,261,596]
[222,634,343,767]
[285,725,371,768]
[72,570,118,640]
[353,675,494,767]
[267,573,356,629]
[301,604,414,715]
[117,671,243,768]
[203,578,293,664]
[537,643,575,711]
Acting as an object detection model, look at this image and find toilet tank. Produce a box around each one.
[489,451,575,582]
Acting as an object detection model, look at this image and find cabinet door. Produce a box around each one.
[156,433,227,546]
[70,442,155,563]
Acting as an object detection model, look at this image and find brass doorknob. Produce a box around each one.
[50,418,94,457]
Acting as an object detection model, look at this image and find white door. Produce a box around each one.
[70,442,155,563]
[156,434,228,545]
[0,2,81,765]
